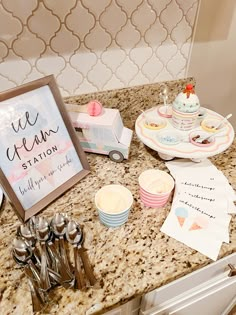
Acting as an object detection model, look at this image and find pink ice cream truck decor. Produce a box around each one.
[68,107,133,162]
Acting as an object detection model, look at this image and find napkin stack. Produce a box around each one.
[161,159,236,260]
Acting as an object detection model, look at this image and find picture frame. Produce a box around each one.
[0,75,90,222]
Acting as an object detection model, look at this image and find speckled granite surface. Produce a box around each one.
[0,78,235,315]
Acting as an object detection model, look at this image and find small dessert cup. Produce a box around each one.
[95,184,133,228]
[138,169,175,208]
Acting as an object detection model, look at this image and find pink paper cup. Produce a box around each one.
[138,169,175,208]
[139,188,171,207]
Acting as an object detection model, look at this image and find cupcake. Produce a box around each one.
[172,84,200,131]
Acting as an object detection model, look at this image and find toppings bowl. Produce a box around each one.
[201,118,225,133]
[157,130,182,146]
[189,131,215,147]
[144,117,167,130]
[197,107,207,122]
[158,105,172,118]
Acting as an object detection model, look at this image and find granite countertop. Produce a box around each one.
[0,78,235,315]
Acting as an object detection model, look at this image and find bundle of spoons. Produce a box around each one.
[12,237,47,312]
[12,213,97,313]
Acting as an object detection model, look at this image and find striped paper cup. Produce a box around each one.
[95,184,133,228]
[138,169,175,208]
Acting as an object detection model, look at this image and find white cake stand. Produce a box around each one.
[135,106,235,162]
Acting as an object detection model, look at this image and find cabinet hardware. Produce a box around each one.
[228,264,236,277]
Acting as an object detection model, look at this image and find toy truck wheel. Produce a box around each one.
[109,150,124,163]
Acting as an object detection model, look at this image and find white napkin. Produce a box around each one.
[161,159,235,260]
[166,159,236,213]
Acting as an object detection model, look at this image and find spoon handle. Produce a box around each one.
[32,247,42,266]
[197,129,224,143]
[141,110,150,125]
[24,265,46,312]
[77,246,96,286]
[59,237,73,275]
[215,113,232,129]
[40,243,51,291]
[47,267,62,285]
[28,260,41,285]
[47,241,73,284]
[73,247,86,290]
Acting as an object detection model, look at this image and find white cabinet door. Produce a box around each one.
[169,279,236,315]
[140,253,236,315]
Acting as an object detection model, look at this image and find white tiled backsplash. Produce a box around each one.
[0,0,200,96]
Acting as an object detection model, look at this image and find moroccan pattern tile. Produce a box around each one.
[0,0,200,96]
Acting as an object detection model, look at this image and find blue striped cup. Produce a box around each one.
[95,184,133,228]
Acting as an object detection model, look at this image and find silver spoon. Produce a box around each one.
[159,84,169,114]
[28,216,52,266]
[195,128,224,144]
[46,233,74,287]
[14,231,62,287]
[77,229,96,286]
[17,224,36,247]
[28,216,38,235]
[159,84,169,105]
[66,220,86,289]
[51,213,73,277]
[37,217,73,286]
[35,217,52,291]
[12,252,46,312]
[141,110,150,125]
[17,225,41,265]
[214,113,232,129]
[13,238,42,287]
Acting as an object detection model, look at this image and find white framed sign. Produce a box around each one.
[0,75,90,221]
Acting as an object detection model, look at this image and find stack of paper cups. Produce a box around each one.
[138,169,175,208]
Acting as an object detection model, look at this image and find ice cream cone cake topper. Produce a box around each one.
[183,84,195,98]
[175,207,188,227]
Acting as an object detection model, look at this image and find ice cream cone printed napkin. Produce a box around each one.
[160,212,223,261]
[160,204,230,260]
[171,177,231,239]
[160,162,234,260]
[170,199,231,241]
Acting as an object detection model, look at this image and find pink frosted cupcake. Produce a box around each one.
[172,84,200,131]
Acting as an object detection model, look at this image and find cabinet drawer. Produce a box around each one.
[103,297,141,315]
[140,253,236,315]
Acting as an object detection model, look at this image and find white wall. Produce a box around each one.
[188,0,236,129]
